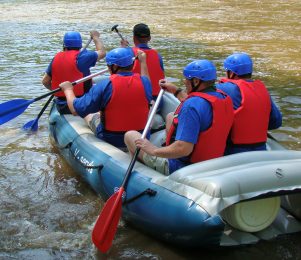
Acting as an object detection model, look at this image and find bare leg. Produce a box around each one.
[84,112,102,127]
[84,112,102,134]
[165,112,174,136]
[124,130,145,162]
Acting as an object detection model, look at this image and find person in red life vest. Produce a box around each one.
[124,60,234,175]
[217,52,282,155]
[121,23,165,104]
[59,47,152,150]
[42,30,106,114]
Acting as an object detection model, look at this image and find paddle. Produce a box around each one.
[111,24,129,46]
[0,68,109,125]
[92,88,165,253]
[22,36,93,131]
[111,24,129,47]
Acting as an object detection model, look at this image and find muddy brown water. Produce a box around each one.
[0,1,300,259]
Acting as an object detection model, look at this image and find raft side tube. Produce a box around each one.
[152,148,301,215]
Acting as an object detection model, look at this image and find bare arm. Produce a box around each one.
[90,30,106,61]
[42,73,52,90]
[159,79,187,101]
[135,138,194,159]
[59,81,78,115]
[136,50,149,79]
[120,39,130,47]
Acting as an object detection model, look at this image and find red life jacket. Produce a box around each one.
[166,90,234,163]
[132,47,165,97]
[103,74,149,132]
[51,50,85,97]
[219,78,271,144]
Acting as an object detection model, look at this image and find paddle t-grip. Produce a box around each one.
[111,24,126,42]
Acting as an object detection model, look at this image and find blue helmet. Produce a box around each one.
[183,60,217,81]
[106,47,134,67]
[63,31,82,48]
[224,53,253,75]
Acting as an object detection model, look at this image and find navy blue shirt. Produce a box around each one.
[217,80,282,154]
[73,72,152,148]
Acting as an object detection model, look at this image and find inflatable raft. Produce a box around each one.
[48,92,301,248]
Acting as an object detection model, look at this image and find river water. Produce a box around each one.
[0,0,300,259]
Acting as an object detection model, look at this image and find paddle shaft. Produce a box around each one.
[268,132,277,141]
[36,95,54,119]
[111,25,128,46]
[121,89,164,188]
[81,37,92,51]
[34,68,109,102]
[116,31,126,42]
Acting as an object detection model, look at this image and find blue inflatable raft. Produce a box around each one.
[48,92,301,248]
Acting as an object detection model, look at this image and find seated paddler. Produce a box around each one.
[59,47,152,150]
[217,52,282,155]
[42,31,106,114]
[124,59,234,175]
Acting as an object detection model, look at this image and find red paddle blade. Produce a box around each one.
[92,189,123,253]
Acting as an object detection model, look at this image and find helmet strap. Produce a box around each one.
[110,65,120,74]
[190,79,201,92]
[227,71,236,79]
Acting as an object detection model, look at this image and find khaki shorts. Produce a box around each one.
[143,153,169,176]
[88,113,101,134]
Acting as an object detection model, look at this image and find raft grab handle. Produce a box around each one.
[124,188,157,205]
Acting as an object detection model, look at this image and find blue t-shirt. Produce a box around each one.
[73,72,152,148]
[168,91,226,173]
[217,81,282,154]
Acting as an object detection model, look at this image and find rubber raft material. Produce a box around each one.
[48,93,301,247]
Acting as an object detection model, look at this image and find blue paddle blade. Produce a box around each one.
[0,99,33,125]
[22,119,38,131]
[22,95,54,131]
